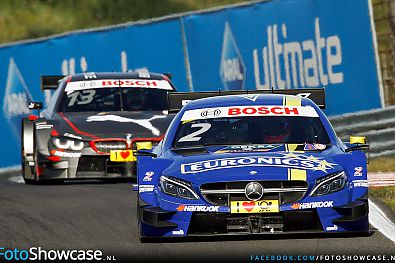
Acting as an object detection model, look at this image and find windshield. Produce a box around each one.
[173,116,330,148]
[59,87,168,112]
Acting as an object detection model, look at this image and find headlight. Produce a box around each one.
[159,176,199,200]
[53,138,84,151]
[310,171,347,197]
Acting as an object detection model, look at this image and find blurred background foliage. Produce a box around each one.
[0,0,248,44]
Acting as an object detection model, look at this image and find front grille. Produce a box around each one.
[78,156,107,172]
[93,141,127,154]
[76,156,134,177]
[227,214,284,233]
[188,210,322,234]
[200,181,308,206]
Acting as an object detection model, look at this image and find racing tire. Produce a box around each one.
[23,176,37,185]
[136,195,145,242]
[21,119,39,185]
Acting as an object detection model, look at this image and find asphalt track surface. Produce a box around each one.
[0,173,394,263]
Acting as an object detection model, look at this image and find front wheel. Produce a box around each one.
[23,176,37,185]
[21,119,38,185]
[21,152,39,184]
[137,195,144,241]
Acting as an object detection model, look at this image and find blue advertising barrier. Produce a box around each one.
[183,0,382,116]
[0,0,382,168]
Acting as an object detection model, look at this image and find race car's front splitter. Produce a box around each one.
[138,196,369,238]
[35,152,136,181]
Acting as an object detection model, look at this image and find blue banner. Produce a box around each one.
[183,0,381,116]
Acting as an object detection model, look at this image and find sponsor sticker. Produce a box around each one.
[83,72,97,79]
[200,108,222,118]
[63,133,82,140]
[138,71,151,78]
[230,200,279,213]
[139,185,155,193]
[181,153,336,174]
[326,225,338,231]
[36,123,53,130]
[143,171,154,182]
[172,229,184,235]
[109,150,136,162]
[291,201,333,209]
[354,167,363,177]
[237,94,260,102]
[353,179,368,188]
[65,79,173,93]
[176,205,220,212]
[215,144,281,154]
[304,143,327,151]
[52,151,81,158]
[181,105,318,121]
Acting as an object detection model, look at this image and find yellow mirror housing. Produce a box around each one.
[136,141,153,150]
[350,136,366,144]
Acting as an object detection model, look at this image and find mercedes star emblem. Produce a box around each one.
[244,182,264,201]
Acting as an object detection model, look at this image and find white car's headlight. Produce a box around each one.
[159,176,199,200]
[310,171,347,197]
[53,138,84,151]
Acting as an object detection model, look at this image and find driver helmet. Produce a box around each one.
[261,118,291,143]
[125,89,146,110]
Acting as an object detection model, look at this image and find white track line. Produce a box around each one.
[370,183,395,187]
[369,200,395,243]
[368,172,395,186]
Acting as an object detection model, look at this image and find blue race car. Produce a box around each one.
[134,89,369,239]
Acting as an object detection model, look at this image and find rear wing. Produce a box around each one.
[40,75,65,91]
[168,88,325,113]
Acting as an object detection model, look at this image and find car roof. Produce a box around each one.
[69,72,168,82]
[182,93,316,110]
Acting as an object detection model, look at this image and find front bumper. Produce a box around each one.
[36,154,135,180]
[138,197,369,237]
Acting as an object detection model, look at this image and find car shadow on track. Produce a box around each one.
[141,230,375,243]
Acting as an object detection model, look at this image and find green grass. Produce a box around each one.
[368,157,395,214]
[370,186,395,213]
[368,156,395,172]
[0,0,249,44]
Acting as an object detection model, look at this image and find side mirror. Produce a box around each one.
[345,144,369,152]
[136,141,153,150]
[350,136,366,144]
[28,102,43,110]
[346,136,370,164]
[163,72,172,80]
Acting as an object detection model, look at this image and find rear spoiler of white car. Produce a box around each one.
[167,88,325,113]
[40,75,65,91]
